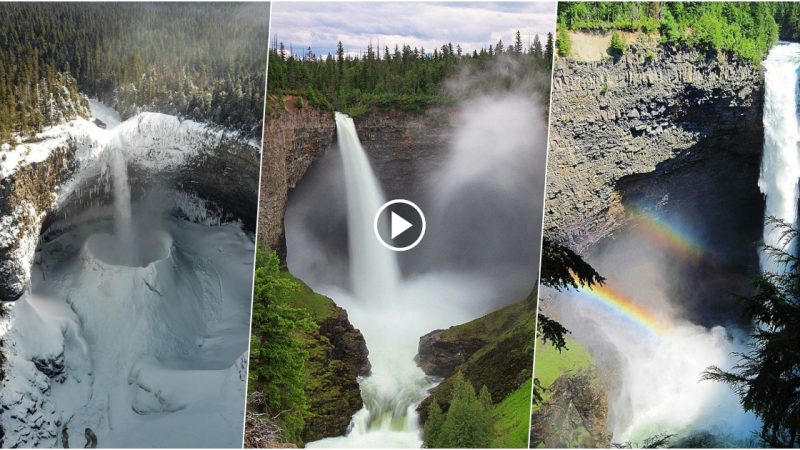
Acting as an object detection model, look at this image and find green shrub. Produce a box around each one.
[610,30,626,55]
[557,24,572,57]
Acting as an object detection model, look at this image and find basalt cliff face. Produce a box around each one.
[546,41,765,252]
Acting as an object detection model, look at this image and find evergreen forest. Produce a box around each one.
[266,30,554,117]
[0,3,268,143]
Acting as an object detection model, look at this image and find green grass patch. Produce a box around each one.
[490,378,533,448]
[441,300,531,342]
[277,272,337,322]
[532,335,593,408]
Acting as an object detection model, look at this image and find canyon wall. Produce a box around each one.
[546,39,765,251]
[259,101,335,256]
[0,146,78,301]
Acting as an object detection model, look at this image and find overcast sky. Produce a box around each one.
[270,2,557,57]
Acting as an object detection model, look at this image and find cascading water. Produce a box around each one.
[307,113,434,448]
[759,42,800,271]
[335,112,400,304]
[110,148,134,250]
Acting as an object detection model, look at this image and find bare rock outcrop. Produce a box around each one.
[415,329,486,378]
[529,370,612,448]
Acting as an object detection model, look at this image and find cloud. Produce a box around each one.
[270,2,557,57]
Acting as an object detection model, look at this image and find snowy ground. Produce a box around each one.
[0,101,255,447]
[1,99,257,180]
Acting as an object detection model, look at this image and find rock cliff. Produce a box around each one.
[0,145,77,301]
[546,40,764,250]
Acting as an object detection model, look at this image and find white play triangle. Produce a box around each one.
[391,211,413,239]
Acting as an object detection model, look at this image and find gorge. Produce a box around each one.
[260,80,549,447]
[0,100,259,447]
[534,31,780,447]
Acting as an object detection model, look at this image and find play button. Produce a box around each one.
[374,199,426,251]
[391,212,413,239]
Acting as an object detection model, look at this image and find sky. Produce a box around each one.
[270,2,557,58]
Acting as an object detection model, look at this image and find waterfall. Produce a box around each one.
[759,42,800,271]
[110,146,137,262]
[307,113,431,448]
[335,112,400,304]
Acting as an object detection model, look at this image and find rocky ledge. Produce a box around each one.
[416,329,487,378]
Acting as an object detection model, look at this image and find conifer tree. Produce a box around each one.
[438,372,492,448]
[423,400,445,448]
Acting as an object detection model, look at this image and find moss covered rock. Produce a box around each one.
[277,274,370,443]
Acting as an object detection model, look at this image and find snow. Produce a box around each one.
[0,100,255,447]
[1,214,253,448]
[88,99,121,128]
[1,99,258,180]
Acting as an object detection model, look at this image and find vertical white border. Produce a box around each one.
[527,4,559,447]
[240,1,273,447]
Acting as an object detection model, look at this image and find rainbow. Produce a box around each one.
[576,282,671,336]
[628,210,704,260]
[562,209,704,336]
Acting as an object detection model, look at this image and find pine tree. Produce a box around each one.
[439,372,492,448]
[248,250,316,444]
[336,41,345,78]
[532,34,544,60]
[545,32,555,66]
[423,400,445,448]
